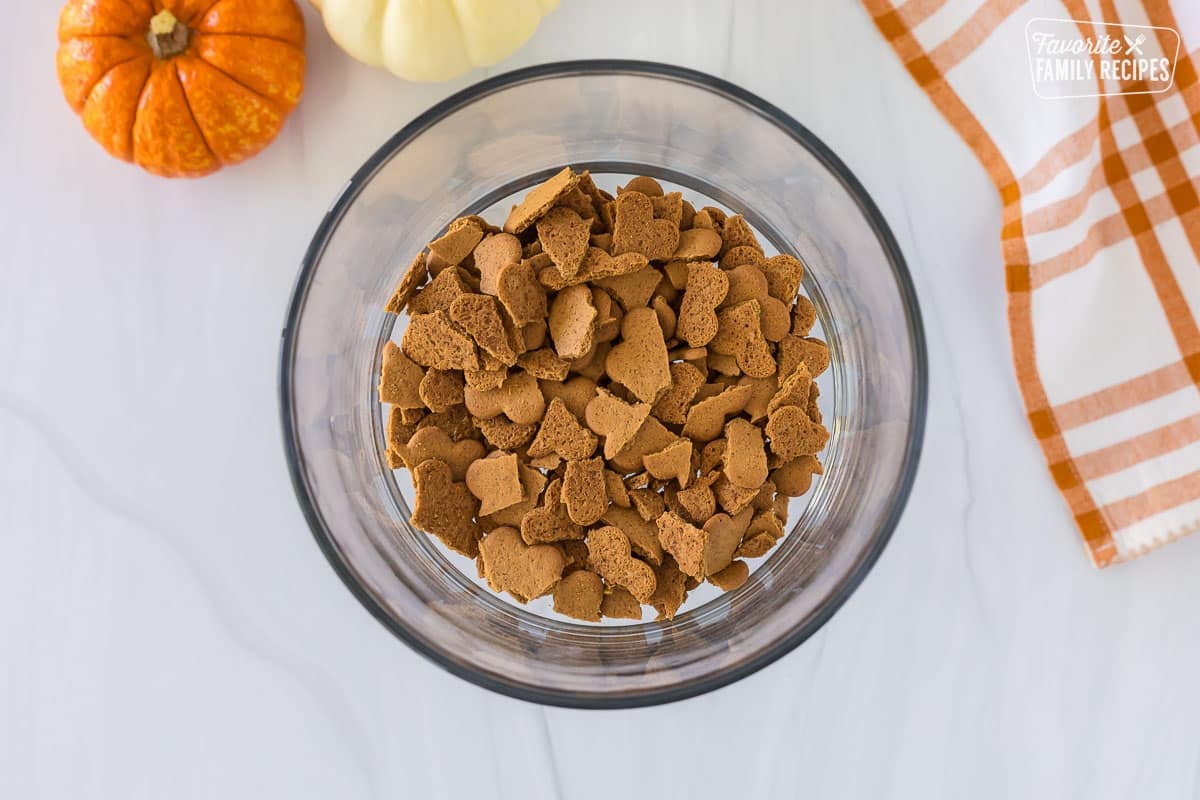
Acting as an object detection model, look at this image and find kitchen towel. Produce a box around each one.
[864,0,1200,566]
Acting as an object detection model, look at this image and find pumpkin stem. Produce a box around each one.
[147,9,191,60]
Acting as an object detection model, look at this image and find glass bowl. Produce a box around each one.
[279,61,927,708]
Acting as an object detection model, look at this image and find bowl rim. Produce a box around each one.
[278,59,929,709]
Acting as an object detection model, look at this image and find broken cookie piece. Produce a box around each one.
[479,527,567,602]
[553,570,604,622]
[588,525,657,603]
[465,451,524,517]
[412,459,482,558]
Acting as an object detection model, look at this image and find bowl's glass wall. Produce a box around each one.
[284,67,923,704]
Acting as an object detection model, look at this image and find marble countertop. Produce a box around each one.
[6,1,1200,798]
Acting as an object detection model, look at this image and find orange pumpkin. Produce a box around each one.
[56,0,306,178]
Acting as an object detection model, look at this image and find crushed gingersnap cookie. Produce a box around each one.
[652,192,683,225]
[402,311,480,371]
[600,586,643,620]
[553,569,604,621]
[737,375,777,422]
[701,511,752,575]
[652,362,705,425]
[712,474,759,515]
[465,451,524,517]
[527,398,598,462]
[418,369,465,413]
[647,556,688,620]
[483,463,546,529]
[808,382,823,425]
[378,168,830,621]
[619,176,664,196]
[587,525,657,603]
[709,560,749,591]
[408,267,469,315]
[479,526,566,602]
[768,363,812,415]
[720,245,764,271]
[395,427,485,481]
[765,405,829,460]
[450,293,519,366]
[710,300,776,378]
[541,375,598,420]
[612,191,680,261]
[386,405,420,452]
[601,505,664,566]
[651,295,676,339]
[417,404,480,442]
[412,459,481,557]
[537,207,591,279]
[655,512,705,579]
[604,307,671,403]
[496,261,547,325]
[672,473,718,524]
[463,365,508,392]
[476,415,537,451]
[734,533,776,560]
[698,439,726,474]
[518,348,571,381]
[605,470,631,508]
[777,334,830,379]
[723,418,768,490]
[722,264,769,308]
[474,233,522,296]
[747,509,785,542]
[719,215,761,254]
[656,509,746,580]
[672,228,723,261]
[379,341,425,409]
[772,454,823,497]
[520,478,585,544]
[584,388,651,459]
[537,247,649,290]
[707,352,742,376]
[548,284,597,361]
[681,383,753,442]
[557,539,591,571]
[642,438,693,488]
[761,254,804,304]
[676,261,729,347]
[792,295,817,336]
[663,259,690,290]
[595,266,662,311]
[759,296,791,342]
[385,252,428,314]
[504,168,581,234]
[429,217,484,266]
[628,487,666,524]
[608,415,677,474]
[464,371,545,425]
[562,457,607,526]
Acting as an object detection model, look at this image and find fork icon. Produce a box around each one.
[1125,33,1146,55]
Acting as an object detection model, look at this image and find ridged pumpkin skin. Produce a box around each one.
[57,0,306,178]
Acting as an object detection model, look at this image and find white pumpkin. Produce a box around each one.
[313,0,559,82]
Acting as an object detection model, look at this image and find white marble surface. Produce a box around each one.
[5,1,1200,798]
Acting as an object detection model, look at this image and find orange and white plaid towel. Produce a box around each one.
[864,0,1200,566]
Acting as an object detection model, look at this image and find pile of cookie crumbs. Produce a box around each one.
[379,168,829,622]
